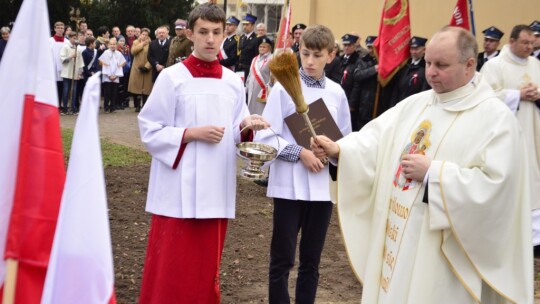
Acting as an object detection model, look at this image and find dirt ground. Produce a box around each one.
[61,108,540,303]
[105,164,361,304]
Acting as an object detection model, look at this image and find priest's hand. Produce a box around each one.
[299,148,325,173]
[240,114,270,132]
[310,135,339,159]
[184,126,225,144]
[520,83,540,101]
[400,154,431,182]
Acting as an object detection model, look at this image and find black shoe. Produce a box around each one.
[254,179,268,187]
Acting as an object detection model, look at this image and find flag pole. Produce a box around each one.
[2,258,18,304]
[468,0,476,35]
[68,43,78,113]
[372,82,381,118]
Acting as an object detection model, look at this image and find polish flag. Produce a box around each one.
[0,0,65,302]
[41,73,116,304]
[274,0,292,52]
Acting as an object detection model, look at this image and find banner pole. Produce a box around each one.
[3,258,19,304]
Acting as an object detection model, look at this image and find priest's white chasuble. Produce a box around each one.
[481,45,540,212]
[332,74,533,304]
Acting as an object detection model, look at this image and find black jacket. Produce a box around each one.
[220,34,239,69]
[389,57,430,107]
[147,38,170,82]
[476,50,500,71]
[350,54,378,129]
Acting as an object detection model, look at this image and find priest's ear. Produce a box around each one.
[465,56,476,72]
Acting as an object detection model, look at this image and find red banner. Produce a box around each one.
[450,0,470,30]
[374,0,411,86]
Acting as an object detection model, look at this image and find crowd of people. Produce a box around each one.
[2,4,539,303]
[135,4,539,303]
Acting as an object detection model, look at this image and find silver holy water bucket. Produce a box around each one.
[236,128,279,180]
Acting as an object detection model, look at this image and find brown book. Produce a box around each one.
[284,98,343,149]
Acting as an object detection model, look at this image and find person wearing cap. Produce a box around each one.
[365,35,377,56]
[291,23,306,53]
[220,16,240,70]
[246,36,273,115]
[349,35,379,130]
[529,21,540,60]
[481,24,540,257]
[166,19,193,67]
[477,26,504,71]
[238,13,259,82]
[339,33,361,129]
[389,36,430,108]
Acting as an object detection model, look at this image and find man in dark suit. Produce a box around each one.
[476,26,503,71]
[530,21,540,60]
[220,16,240,70]
[238,13,258,82]
[389,36,430,107]
[147,25,170,82]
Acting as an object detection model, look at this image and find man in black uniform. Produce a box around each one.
[365,35,377,57]
[291,23,306,53]
[238,13,258,83]
[389,36,430,107]
[220,16,240,70]
[339,33,361,130]
[530,21,540,60]
[476,26,503,71]
[349,35,378,131]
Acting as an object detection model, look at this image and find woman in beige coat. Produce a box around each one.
[128,28,153,112]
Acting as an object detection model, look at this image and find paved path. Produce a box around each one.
[60,106,145,151]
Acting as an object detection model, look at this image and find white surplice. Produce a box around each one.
[49,37,65,81]
[138,63,249,219]
[255,80,351,201]
[98,49,126,83]
[333,74,533,304]
[480,45,540,212]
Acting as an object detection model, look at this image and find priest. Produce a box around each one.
[481,24,540,254]
[311,26,533,304]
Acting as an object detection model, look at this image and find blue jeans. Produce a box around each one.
[62,78,78,112]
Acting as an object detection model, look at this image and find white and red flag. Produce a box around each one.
[274,0,292,52]
[41,72,116,304]
[0,0,66,302]
[449,0,476,35]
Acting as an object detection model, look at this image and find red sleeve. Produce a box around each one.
[172,130,189,169]
[240,125,254,142]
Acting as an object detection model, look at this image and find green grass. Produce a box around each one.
[61,128,151,167]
